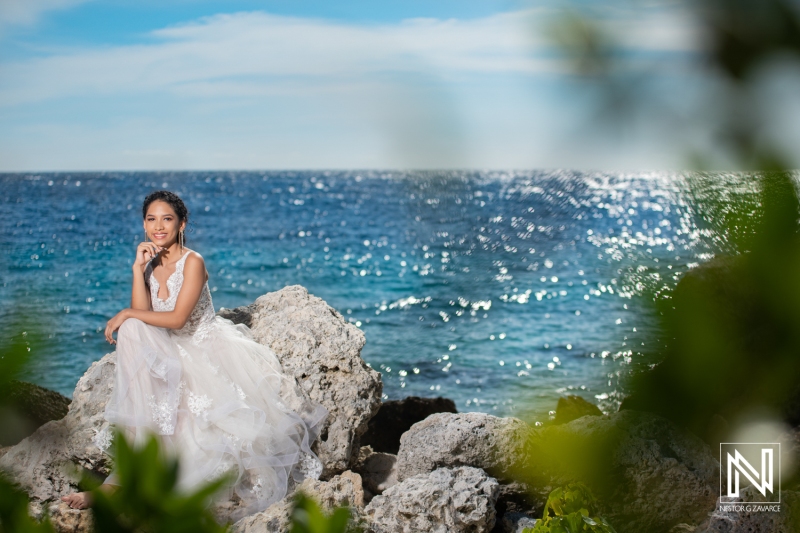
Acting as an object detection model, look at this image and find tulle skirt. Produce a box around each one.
[102,315,329,521]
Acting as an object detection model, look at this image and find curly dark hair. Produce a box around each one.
[142,191,190,244]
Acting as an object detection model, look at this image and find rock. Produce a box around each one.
[360,396,457,454]
[365,466,499,533]
[526,410,719,533]
[48,502,93,533]
[352,446,398,500]
[553,395,602,425]
[0,354,116,503]
[500,512,537,533]
[28,501,44,521]
[0,285,380,520]
[396,412,534,484]
[304,470,365,510]
[217,304,258,328]
[491,482,543,533]
[697,486,799,532]
[231,498,294,533]
[0,381,71,446]
[231,470,366,533]
[231,285,383,475]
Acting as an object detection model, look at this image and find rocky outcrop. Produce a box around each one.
[352,446,398,502]
[499,512,537,533]
[491,482,543,533]
[526,410,719,533]
[360,396,457,454]
[0,380,71,446]
[396,412,534,483]
[0,355,115,503]
[0,285,381,523]
[365,466,499,533]
[4,283,751,533]
[47,502,94,533]
[697,486,800,532]
[231,470,366,533]
[552,395,602,425]
[223,285,383,475]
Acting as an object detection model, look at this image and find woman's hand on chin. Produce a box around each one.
[105,309,130,344]
[134,241,163,272]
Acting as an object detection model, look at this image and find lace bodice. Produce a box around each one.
[144,250,216,342]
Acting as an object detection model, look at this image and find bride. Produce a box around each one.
[61,190,329,520]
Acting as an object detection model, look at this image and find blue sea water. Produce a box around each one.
[0,170,718,422]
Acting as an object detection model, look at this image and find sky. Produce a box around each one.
[0,0,716,171]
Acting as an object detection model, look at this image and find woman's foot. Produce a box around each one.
[61,491,92,509]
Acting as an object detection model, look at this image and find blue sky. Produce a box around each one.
[0,1,715,171]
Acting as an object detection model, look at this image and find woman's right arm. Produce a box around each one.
[131,241,162,310]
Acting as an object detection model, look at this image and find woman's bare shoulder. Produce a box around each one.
[183,250,208,282]
[184,249,206,267]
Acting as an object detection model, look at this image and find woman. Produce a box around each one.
[61,191,328,521]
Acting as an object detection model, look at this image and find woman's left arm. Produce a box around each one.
[105,254,206,344]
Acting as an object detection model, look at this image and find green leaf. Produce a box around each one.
[528,484,616,533]
[289,491,354,533]
[0,473,56,533]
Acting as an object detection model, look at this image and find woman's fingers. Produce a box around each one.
[136,242,163,264]
[105,322,115,344]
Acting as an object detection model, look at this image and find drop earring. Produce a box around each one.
[180,229,184,250]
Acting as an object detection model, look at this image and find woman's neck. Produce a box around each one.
[158,244,185,265]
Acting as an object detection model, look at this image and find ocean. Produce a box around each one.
[0,170,720,422]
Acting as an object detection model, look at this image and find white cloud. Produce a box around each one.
[0,7,700,106]
[0,4,710,171]
[0,0,90,29]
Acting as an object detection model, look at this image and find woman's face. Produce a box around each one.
[143,200,185,248]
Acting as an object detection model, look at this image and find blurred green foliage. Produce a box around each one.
[289,491,356,533]
[529,0,800,527]
[623,171,800,443]
[0,474,54,533]
[549,0,800,169]
[85,428,231,533]
[0,330,39,445]
[548,1,800,441]
[524,483,616,533]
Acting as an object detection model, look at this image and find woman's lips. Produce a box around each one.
[153,233,167,239]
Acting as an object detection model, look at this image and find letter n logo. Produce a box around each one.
[720,443,780,504]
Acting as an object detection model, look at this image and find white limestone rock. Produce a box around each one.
[352,446,398,499]
[1,285,380,524]
[47,501,94,533]
[396,412,534,483]
[0,353,116,503]
[364,466,499,533]
[235,285,383,476]
[231,470,366,533]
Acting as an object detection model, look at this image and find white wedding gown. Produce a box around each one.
[94,250,329,521]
